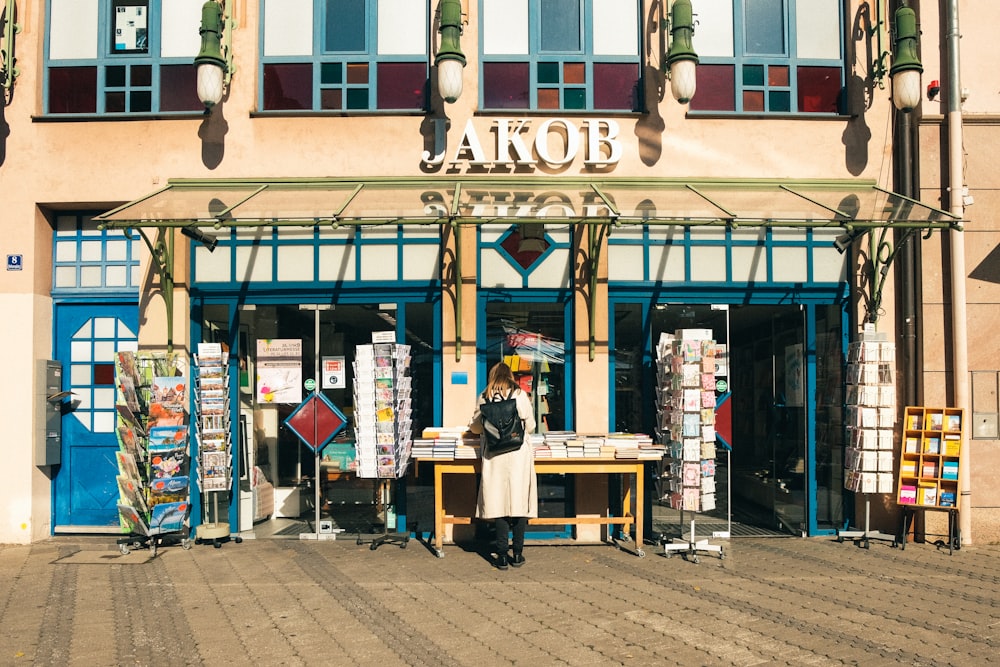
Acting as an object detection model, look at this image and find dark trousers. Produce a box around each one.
[495,516,527,554]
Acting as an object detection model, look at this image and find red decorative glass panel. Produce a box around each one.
[564,62,585,84]
[49,67,98,113]
[321,88,343,110]
[797,66,841,113]
[263,63,313,110]
[376,62,426,110]
[346,62,369,84]
[538,88,559,109]
[743,90,764,111]
[159,65,202,112]
[483,62,530,109]
[768,65,789,87]
[593,63,638,110]
[689,64,735,112]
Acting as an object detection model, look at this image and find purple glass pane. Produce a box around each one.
[593,63,638,111]
[797,66,842,113]
[263,63,313,110]
[48,67,98,114]
[483,62,529,109]
[689,64,734,112]
[105,91,126,112]
[159,64,202,111]
[377,62,427,110]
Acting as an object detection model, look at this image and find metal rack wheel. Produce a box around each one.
[119,543,130,555]
[234,536,243,544]
[719,548,726,560]
[181,538,192,550]
[213,539,221,548]
[636,548,645,558]
[151,541,158,557]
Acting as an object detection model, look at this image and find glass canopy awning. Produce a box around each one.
[96,177,962,230]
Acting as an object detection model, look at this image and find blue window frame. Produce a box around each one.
[44,0,204,116]
[52,212,143,295]
[260,0,429,112]
[479,0,641,112]
[690,0,845,115]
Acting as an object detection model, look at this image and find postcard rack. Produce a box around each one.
[896,406,964,554]
[654,329,724,563]
[114,351,192,556]
[193,343,241,548]
[352,340,413,550]
[837,330,898,549]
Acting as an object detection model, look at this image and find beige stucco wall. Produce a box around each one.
[10,1,992,543]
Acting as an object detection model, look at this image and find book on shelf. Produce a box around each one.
[922,436,940,454]
[925,412,944,431]
[946,413,962,431]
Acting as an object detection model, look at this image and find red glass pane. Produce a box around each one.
[159,64,202,111]
[483,62,530,109]
[743,90,764,111]
[263,63,313,110]
[132,65,152,87]
[593,63,638,111]
[797,66,842,113]
[94,363,116,386]
[376,62,427,110]
[48,67,98,113]
[564,62,585,84]
[321,88,343,110]
[105,91,126,112]
[347,62,369,84]
[538,88,559,109]
[689,65,735,111]
[768,65,789,87]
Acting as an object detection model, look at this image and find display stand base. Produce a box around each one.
[356,479,410,550]
[661,519,725,564]
[899,506,960,555]
[836,496,897,549]
[117,531,191,557]
[195,522,242,549]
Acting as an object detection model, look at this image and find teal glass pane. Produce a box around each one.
[538,62,559,84]
[563,88,586,109]
[325,0,367,53]
[743,64,764,86]
[540,0,581,52]
[769,90,791,112]
[346,88,369,109]
[321,63,343,84]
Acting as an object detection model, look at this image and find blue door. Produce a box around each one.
[53,304,138,530]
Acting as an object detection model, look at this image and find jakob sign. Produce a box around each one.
[422,118,623,170]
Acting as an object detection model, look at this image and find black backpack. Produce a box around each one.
[480,389,525,456]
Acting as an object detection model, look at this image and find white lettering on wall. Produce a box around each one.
[422,118,623,170]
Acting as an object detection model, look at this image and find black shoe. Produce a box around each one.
[510,552,525,568]
[495,553,509,570]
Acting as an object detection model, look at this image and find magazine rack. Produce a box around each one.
[114,351,192,556]
[193,343,241,548]
[352,339,412,549]
[896,406,963,554]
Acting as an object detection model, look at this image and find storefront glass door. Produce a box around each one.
[199,300,436,537]
[613,301,843,537]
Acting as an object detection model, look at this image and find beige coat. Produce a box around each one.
[469,388,538,519]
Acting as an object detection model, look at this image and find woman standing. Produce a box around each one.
[469,362,537,569]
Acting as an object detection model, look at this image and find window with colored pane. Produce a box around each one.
[262,0,428,112]
[480,0,640,112]
[688,0,843,115]
[45,0,205,115]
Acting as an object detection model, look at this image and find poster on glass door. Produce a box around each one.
[256,339,303,404]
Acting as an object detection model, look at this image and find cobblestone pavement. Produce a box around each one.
[1,533,998,666]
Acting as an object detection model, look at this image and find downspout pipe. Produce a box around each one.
[893,0,918,410]
[944,0,971,545]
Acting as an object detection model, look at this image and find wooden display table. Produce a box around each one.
[421,457,646,558]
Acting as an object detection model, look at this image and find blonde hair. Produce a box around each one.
[485,362,518,397]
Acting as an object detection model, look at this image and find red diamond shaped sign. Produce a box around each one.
[283,391,347,452]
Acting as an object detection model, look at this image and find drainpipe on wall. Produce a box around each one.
[944,0,971,545]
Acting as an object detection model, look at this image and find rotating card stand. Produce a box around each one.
[357,479,410,550]
[661,514,724,564]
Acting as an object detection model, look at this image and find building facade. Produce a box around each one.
[1,1,996,545]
